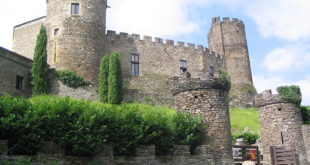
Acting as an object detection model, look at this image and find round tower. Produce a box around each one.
[172,72,234,164]
[208,17,255,108]
[255,90,308,165]
[46,0,107,82]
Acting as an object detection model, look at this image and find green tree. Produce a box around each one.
[31,25,49,95]
[99,55,110,102]
[108,52,123,104]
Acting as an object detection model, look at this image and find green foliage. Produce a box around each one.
[232,132,260,144]
[108,52,123,104]
[55,70,90,88]
[301,106,310,124]
[277,85,302,106]
[99,55,110,103]
[0,95,205,156]
[229,107,260,133]
[218,65,231,88]
[0,157,31,165]
[31,25,49,95]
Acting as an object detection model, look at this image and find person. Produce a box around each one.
[242,153,255,165]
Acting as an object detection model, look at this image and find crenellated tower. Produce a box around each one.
[46,0,108,82]
[208,17,256,108]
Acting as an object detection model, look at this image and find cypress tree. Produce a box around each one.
[108,52,123,104]
[99,55,110,103]
[31,25,49,95]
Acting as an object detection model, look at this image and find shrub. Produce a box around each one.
[31,25,49,95]
[99,55,110,103]
[0,95,206,156]
[55,70,90,88]
[301,106,310,124]
[277,85,302,106]
[108,52,123,104]
[232,132,259,144]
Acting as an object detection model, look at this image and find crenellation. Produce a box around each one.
[187,43,195,49]
[143,35,152,42]
[154,37,163,43]
[197,45,203,51]
[212,16,221,24]
[120,32,129,38]
[177,41,184,47]
[107,30,116,36]
[166,39,174,45]
[132,34,141,40]
[223,17,230,23]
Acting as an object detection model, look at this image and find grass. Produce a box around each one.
[229,107,260,133]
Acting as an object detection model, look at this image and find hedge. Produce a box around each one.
[277,85,302,106]
[0,95,205,156]
[108,52,123,104]
[99,55,110,103]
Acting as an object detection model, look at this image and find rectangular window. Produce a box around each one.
[179,60,187,73]
[71,3,80,15]
[15,76,24,90]
[54,28,59,36]
[131,54,139,75]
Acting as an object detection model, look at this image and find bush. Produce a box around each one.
[277,85,302,106]
[0,95,206,156]
[31,25,49,95]
[232,132,259,144]
[108,52,123,104]
[301,106,310,124]
[55,70,90,88]
[99,55,110,103]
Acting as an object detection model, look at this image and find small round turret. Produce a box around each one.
[46,0,107,82]
[172,72,234,164]
[208,17,255,108]
[255,90,308,165]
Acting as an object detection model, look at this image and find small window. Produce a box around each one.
[71,3,80,15]
[179,60,187,73]
[54,28,60,36]
[131,54,139,75]
[209,66,214,76]
[15,76,24,90]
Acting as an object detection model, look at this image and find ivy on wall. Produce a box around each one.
[55,70,90,88]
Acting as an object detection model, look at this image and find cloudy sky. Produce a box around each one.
[0,0,309,105]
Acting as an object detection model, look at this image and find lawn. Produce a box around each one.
[229,107,260,133]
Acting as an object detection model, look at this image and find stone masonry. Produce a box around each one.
[0,47,32,97]
[11,0,253,108]
[208,17,256,108]
[255,90,308,165]
[0,140,220,165]
[172,72,234,165]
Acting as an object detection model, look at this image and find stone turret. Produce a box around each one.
[255,90,308,165]
[172,72,234,164]
[208,17,256,108]
[46,0,108,82]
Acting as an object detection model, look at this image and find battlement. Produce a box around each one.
[254,90,289,107]
[106,30,223,59]
[171,72,230,95]
[212,16,243,25]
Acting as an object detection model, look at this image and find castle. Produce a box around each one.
[1,1,310,165]
[9,0,255,108]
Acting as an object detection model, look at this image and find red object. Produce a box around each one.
[249,149,257,161]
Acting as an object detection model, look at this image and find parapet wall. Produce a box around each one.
[212,16,244,25]
[0,140,220,165]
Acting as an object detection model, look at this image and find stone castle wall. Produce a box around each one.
[172,73,234,164]
[0,47,32,97]
[12,17,46,60]
[302,125,310,163]
[0,140,222,165]
[255,90,308,165]
[208,17,255,108]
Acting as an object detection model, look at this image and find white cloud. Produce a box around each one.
[244,0,310,41]
[106,0,202,38]
[254,75,310,105]
[0,0,45,49]
[263,44,310,72]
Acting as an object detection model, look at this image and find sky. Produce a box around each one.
[0,0,309,105]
